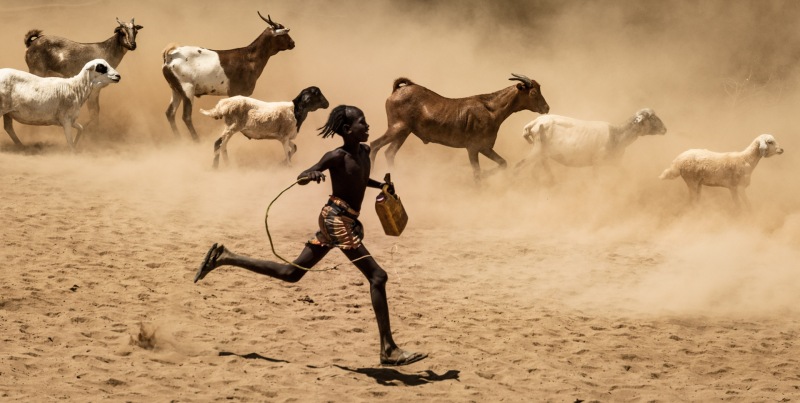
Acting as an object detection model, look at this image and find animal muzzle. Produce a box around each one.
[539,104,550,114]
[777,147,784,155]
[110,74,121,83]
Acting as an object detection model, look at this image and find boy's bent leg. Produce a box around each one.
[195,243,330,283]
[342,244,427,366]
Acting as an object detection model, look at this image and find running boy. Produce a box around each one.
[194,105,427,366]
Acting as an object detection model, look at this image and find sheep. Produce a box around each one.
[24,18,142,135]
[0,59,121,151]
[369,74,549,183]
[516,108,667,183]
[201,86,329,168]
[659,134,784,209]
[162,12,294,142]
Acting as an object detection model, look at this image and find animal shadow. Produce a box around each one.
[333,365,460,386]
[218,351,289,363]
[0,142,61,155]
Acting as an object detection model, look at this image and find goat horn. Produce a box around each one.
[258,11,275,27]
[509,73,533,87]
[116,17,124,26]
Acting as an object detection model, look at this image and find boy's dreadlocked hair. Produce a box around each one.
[318,105,352,138]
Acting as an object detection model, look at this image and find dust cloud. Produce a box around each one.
[1,0,798,317]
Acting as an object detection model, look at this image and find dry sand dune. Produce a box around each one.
[2,1,800,401]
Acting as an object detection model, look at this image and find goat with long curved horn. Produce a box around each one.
[509,73,533,88]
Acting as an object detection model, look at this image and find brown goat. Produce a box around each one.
[162,12,295,141]
[369,74,549,182]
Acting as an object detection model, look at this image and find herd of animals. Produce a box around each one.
[0,13,785,209]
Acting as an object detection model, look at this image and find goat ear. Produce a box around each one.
[134,25,143,30]
[516,83,526,90]
[759,138,768,157]
[114,26,123,34]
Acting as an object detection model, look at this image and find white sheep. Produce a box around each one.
[0,59,120,150]
[516,108,667,182]
[659,134,784,209]
[200,86,329,168]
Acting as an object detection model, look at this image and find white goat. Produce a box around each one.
[516,108,667,182]
[659,134,784,209]
[0,59,120,150]
[200,86,329,168]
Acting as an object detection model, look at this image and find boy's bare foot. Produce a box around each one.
[380,348,428,366]
[194,243,224,283]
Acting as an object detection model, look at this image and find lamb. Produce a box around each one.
[0,59,121,151]
[659,134,784,209]
[516,108,667,182]
[200,86,329,168]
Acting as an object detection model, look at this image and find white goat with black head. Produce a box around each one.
[201,86,329,168]
[516,108,667,182]
[0,59,120,151]
[162,12,295,141]
[24,18,142,136]
[659,134,784,209]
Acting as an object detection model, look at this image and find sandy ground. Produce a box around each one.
[2,1,800,402]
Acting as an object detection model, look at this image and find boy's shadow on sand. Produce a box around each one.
[333,365,460,386]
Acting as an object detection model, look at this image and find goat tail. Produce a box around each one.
[392,77,415,92]
[658,164,680,180]
[162,42,179,63]
[200,106,222,120]
[24,29,43,48]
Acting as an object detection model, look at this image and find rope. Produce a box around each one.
[264,178,371,272]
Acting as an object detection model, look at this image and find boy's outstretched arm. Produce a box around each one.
[297,150,340,185]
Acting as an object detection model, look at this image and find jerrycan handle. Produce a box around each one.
[382,173,392,194]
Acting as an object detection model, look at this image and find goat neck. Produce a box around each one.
[482,85,528,126]
[243,30,282,70]
[607,116,644,152]
[740,138,765,170]
[292,98,307,132]
[59,69,96,106]
[97,34,128,68]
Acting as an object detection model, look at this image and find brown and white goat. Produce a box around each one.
[162,12,295,142]
[24,18,142,138]
[369,74,550,182]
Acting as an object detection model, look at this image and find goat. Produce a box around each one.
[200,86,330,168]
[0,59,121,151]
[516,108,667,183]
[24,18,142,137]
[659,134,784,209]
[369,74,550,182]
[162,12,295,142]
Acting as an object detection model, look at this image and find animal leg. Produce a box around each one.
[384,131,412,168]
[369,124,408,164]
[61,122,76,151]
[165,90,182,138]
[467,148,481,184]
[684,180,701,204]
[281,139,297,166]
[84,89,101,130]
[212,127,237,169]
[3,115,23,145]
[71,122,85,147]
[479,148,508,177]
[181,96,200,142]
[730,186,751,211]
